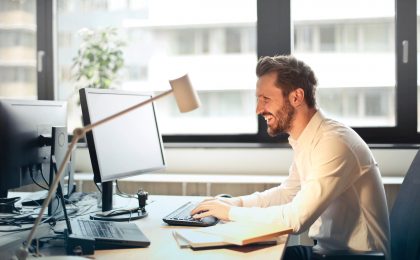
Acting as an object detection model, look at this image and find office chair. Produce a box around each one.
[312,148,420,260]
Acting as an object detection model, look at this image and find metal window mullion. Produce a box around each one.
[395,0,417,137]
[36,0,55,100]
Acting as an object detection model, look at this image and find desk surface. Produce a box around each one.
[1,194,287,260]
[94,195,287,260]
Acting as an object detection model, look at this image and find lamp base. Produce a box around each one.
[89,208,148,222]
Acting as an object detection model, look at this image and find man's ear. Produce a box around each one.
[289,88,305,107]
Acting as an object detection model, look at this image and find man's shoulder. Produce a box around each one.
[314,117,371,156]
[318,116,355,139]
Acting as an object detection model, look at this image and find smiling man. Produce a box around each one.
[192,55,390,260]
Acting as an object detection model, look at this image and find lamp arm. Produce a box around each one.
[17,89,174,260]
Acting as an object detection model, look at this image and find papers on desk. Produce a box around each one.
[173,221,292,249]
[173,229,230,248]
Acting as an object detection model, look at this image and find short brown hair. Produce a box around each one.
[256,55,317,108]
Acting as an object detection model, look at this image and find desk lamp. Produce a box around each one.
[15,74,201,260]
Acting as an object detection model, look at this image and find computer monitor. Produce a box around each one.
[0,99,68,213]
[79,88,166,219]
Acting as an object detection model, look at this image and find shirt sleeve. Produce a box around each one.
[230,138,363,233]
[240,161,301,208]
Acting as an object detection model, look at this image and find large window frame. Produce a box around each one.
[38,0,419,145]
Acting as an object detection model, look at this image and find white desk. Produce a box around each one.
[93,195,288,260]
[0,194,288,260]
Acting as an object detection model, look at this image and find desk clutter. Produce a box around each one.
[0,192,98,233]
[0,191,147,257]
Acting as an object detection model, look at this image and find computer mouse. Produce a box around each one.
[216,193,233,198]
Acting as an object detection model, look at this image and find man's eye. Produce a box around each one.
[257,97,270,104]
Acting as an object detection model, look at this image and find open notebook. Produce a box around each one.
[173,221,292,248]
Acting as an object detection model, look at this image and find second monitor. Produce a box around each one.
[79,88,166,220]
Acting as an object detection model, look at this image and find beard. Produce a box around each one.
[266,100,295,137]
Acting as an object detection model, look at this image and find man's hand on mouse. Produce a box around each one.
[191,198,231,220]
[190,196,242,221]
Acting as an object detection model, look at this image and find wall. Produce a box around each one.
[71,146,413,212]
[75,146,417,177]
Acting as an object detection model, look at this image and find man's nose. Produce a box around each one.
[256,101,264,115]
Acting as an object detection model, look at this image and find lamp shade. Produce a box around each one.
[169,74,201,113]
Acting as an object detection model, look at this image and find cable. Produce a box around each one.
[29,166,48,190]
[0,212,56,232]
[115,180,136,198]
[63,197,78,208]
[69,204,100,218]
[94,182,102,193]
[49,194,61,219]
[0,194,62,231]
[37,163,49,187]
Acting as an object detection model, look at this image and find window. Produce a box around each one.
[31,0,419,144]
[56,0,258,136]
[363,22,392,52]
[0,0,37,99]
[126,65,148,81]
[294,26,313,52]
[80,0,108,12]
[319,25,336,52]
[292,0,396,128]
[58,32,72,48]
[341,24,358,52]
[226,28,242,53]
[176,29,196,55]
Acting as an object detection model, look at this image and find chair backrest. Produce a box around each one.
[390,149,420,260]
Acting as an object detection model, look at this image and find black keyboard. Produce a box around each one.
[77,219,123,239]
[163,201,219,227]
[162,201,219,227]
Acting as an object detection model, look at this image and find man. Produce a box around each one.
[191,55,390,259]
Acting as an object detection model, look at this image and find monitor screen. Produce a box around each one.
[80,88,165,212]
[0,99,67,198]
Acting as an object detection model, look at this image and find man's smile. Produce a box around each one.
[263,113,275,125]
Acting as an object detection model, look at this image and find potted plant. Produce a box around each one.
[68,27,126,130]
[72,27,126,90]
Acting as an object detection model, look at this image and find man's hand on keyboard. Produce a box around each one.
[191,198,233,221]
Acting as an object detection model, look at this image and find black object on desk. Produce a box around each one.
[68,218,150,250]
[89,189,149,222]
[163,201,219,227]
[0,197,20,214]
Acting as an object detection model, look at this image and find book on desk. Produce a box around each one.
[173,221,293,249]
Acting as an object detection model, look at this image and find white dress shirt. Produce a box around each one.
[229,111,390,258]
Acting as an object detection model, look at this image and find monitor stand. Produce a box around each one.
[89,181,148,221]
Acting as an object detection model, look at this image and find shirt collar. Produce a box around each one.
[288,110,325,149]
